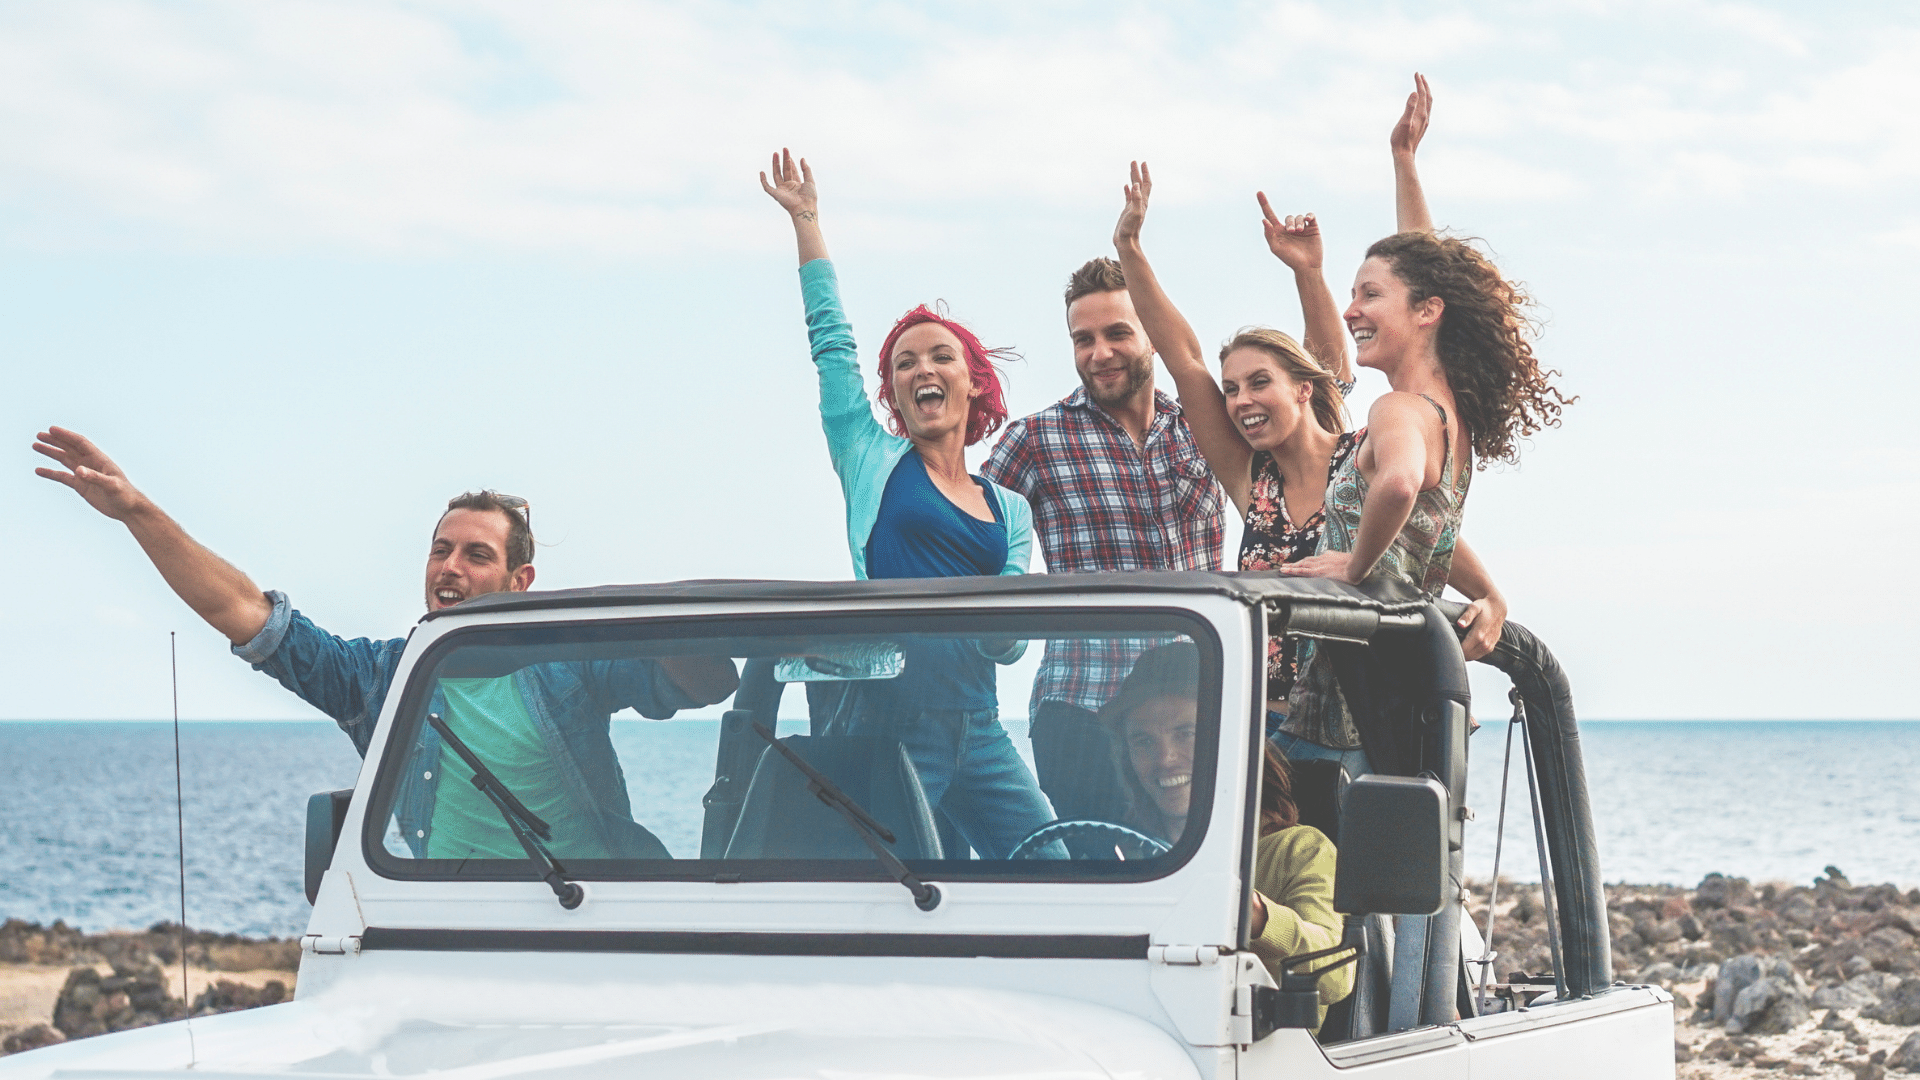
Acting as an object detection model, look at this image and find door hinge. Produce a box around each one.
[1148,944,1222,966]
[302,934,362,956]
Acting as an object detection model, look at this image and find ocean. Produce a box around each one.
[1,719,1915,938]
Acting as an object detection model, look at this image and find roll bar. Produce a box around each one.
[1444,604,1612,998]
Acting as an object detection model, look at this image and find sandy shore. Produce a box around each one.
[0,920,299,1054]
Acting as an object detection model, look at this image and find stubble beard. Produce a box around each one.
[1081,350,1154,410]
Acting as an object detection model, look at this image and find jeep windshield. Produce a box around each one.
[365,609,1222,883]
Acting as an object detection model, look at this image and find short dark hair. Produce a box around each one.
[1064,257,1126,308]
[441,491,534,571]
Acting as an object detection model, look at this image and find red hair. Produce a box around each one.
[874,305,1014,447]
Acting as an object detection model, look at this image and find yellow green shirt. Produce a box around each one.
[1249,825,1354,1028]
[426,676,612,860]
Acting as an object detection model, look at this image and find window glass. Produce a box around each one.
[366,611,1219,883]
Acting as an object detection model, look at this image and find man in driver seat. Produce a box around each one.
[34,426,740,860]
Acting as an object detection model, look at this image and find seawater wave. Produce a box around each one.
[1,719,1914,937]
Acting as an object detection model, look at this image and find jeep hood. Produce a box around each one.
[0,975,1198,1080]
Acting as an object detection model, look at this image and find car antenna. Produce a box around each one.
[170,632,197,1065]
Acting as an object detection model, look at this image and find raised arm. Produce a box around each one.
[34,426,272,645]
[1391,73,1435,234]
[1112,161,1254,511]
[1446,537,1507,661]
[761,148,828,266]
[1256,197,1353,389]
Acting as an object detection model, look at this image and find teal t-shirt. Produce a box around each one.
[426,676,612,860]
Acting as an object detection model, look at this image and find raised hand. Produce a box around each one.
[759,148,818,222]
[1390,72,1432,160]
[1113,160,1152,249]
[33,426,145,521]
[1257,194,1323,272]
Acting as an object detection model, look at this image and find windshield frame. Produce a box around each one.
[361,605,1226,887]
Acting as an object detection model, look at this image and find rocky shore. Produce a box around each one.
[1470,867,1920,1077]
[0,919,299,1056]
[4,866,1917,1071]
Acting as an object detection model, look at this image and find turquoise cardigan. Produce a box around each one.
[801,258,1033,581]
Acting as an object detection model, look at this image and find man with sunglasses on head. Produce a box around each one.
[34,426,739,859]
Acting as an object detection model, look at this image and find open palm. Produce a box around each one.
[1114,160,1152,247]
[759,148,818,219]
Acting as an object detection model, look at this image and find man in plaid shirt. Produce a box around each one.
[980,257,1225,821]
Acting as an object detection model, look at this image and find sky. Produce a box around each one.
[5,0,1918,721]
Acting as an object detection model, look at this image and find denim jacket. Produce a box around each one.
[234,591,697,857]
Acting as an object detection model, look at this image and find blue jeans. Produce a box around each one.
[1269,721,1375,779]
[825,703,1054,860]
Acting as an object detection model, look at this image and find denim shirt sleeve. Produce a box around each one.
[231,590,406,757]
[586,659,702,721]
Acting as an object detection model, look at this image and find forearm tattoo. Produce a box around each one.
[797,210,816,222]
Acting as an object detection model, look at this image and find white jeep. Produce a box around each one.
[0,572,1674,1078]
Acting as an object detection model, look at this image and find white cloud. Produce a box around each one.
[0,0,1915,255]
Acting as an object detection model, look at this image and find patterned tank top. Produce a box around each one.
[1282,395,1471,751]
[1238,432,1360,703]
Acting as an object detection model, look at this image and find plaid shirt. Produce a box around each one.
[981,387,1225,714]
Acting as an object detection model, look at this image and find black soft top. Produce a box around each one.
[427,570,1430,622]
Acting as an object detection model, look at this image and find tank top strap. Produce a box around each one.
[1417,393,1463,491]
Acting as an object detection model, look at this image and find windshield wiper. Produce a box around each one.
[751,722,941,911]
[427,713,584,909]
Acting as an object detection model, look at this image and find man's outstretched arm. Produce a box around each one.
[34,426,272,645]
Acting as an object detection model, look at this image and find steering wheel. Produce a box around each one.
[1008,819,1171,861]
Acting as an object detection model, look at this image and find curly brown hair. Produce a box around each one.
[1365,231,1574,465]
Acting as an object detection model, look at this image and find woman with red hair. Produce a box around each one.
[762,149,1052,860]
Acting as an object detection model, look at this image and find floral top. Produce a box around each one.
[1284,395,1471,752]
[1237,431,1361,704]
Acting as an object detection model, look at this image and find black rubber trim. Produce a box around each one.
[359,927,1150,959]
[421,570,1430,623]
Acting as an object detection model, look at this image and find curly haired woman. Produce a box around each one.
[1279,80,1575,760]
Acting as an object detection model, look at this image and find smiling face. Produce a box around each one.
[1346,255,1440,373]
[889,321,979,443]
[1067,289,1154,409]
[1220,347,1315,452]
[1125,694,1198,828]
[424,508,535,612]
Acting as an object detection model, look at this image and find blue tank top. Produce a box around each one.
[864,452,1007,709]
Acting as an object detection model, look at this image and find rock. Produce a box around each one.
[1857,1065,1889,1080]
[1673,990,1692,1009]
[1639,961,1681,986]
[1890,1032,1920,1072]
[1728,975,1812,1035]
[190,980,287,1016]
[1715,954,1796,1023]
[1,1025,66,1056]
[1816,980,1884,1010]
[50,963,183,1039]
[1864,977,1920,1026]
[1852,956,1881,978]
[1674,1039,1693,1063]
[1697,873,1756,910]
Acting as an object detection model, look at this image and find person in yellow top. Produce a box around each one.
[1103,643,1353,1029]
[1246,742,1354,1029]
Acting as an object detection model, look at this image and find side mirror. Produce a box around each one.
[1333,775,1449,917]
[305,789,353,904]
